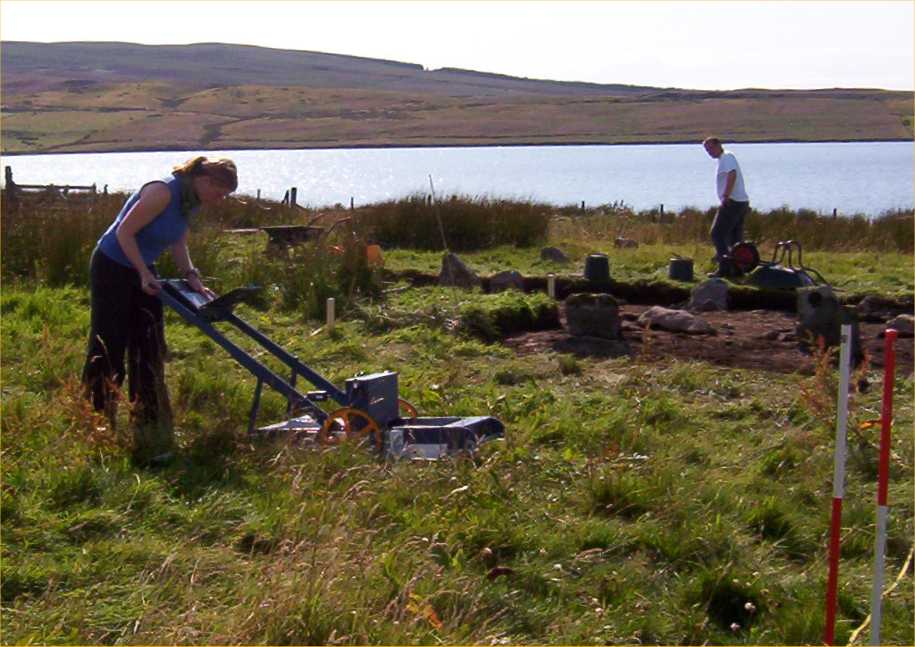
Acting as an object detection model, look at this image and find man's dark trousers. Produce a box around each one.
[710,199,750,272]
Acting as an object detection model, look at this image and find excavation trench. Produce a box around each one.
[384,270,913,376]
[386,270,912,312]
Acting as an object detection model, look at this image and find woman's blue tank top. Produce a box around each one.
[96,175,196,267]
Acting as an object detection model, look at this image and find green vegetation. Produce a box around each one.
[1,190,913,644]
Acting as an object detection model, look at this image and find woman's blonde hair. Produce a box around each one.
[173,156,238,191]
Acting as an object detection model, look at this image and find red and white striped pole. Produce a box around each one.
[824,323,853,645]
[869,328,897,645]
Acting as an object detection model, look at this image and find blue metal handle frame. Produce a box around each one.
[158,286,330,424]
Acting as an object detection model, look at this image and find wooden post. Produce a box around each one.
[832,208,837,219]
[581,200,585,211]
[660,204,664,215]
[256,188,261,201]
[290,187,297,207]
[4,165,13,187]
[103,184,108,195]
[282,189,289,206]
[350,196,354,210]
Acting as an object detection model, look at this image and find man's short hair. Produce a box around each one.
[703,136,722,147]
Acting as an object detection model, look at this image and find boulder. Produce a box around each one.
[637,306,715,335]
[688,278,729,312]
[886,314,914,337]
[490,270,525,293]
[540,246,570,264]
[439,252,481,288]
[565,293,621,339]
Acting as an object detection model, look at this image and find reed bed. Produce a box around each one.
[551,204,914,253]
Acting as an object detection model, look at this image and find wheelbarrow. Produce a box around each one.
[721,240,828,289]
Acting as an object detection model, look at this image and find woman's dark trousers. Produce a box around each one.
[82,250,174,458]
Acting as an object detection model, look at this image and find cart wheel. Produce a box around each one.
[728,241,760,274]
[319,407,381,448]
[398,398,418,419]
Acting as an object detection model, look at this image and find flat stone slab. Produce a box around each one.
[637,306,715,335]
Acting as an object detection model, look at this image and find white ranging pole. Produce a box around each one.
[870,328,898,645]
[824,323,853,646]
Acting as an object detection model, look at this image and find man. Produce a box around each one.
[703,136,750,277]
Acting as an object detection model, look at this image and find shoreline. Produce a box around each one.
[2,137,912,157]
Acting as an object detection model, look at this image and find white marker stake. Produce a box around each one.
[326,297,336,332]
[547,273,556,299]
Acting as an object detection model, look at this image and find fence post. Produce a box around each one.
[4,165,16,199]
[547,273,556,299]
[350,196,354,210]
[660,204,664,215]
[282,189,289,206]
[833,208,837,219]
[290,187,298,207]
[256,188,261,201]
[581,200,585,212]
[103,184,108,195]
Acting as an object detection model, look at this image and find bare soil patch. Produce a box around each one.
[505,304,913,377]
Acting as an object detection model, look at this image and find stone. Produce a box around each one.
[564,293,621,339]
[439,252,481,288]
[796,285,864,367]
[637,306,715,335]
[540,246,570,263]
[856,295,903,322]
[554,335,631,359]
[490,270,525,293]
[886,314,914,337]
[688,278,729,312]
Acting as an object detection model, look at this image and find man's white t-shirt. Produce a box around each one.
[716,150,749,202]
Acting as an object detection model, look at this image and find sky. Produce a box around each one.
[1,0,913,91]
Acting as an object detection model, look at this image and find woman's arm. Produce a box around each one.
[115,182,171,295]
[170,231,215,300]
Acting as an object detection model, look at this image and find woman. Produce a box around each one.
[82,156,237,461]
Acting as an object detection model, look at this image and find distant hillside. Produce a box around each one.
[0,41,659,97]
[1,41,912,154]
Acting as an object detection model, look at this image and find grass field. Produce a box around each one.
[1,191,912,644]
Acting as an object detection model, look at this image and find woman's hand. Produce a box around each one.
[186,271,216,301]
[140,272,162,295]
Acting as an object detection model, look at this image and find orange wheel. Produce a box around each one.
[318,407,381,448]
[398,398,418,419]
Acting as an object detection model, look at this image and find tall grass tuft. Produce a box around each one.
[358,193,551,251]
[1,191,123,286]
